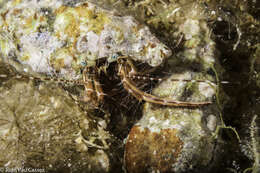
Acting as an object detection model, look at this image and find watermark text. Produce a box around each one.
[0,167,45,173]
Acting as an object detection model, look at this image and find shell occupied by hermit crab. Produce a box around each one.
[0,0,172,81]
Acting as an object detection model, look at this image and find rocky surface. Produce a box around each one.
[0,61,121,173]
[124,3,224,172]
[0,0,259,173]
[0,0,171,81]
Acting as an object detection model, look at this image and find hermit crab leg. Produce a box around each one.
[128,74,220,86]
[117,58,212,107]
[3,72,84,86]
[121,56,160,77]
[123,58,218,85]
[82,68,96,104]
[82,67,106,106]
[93,72,106,103]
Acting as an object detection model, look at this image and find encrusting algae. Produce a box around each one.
[0,0,171,80]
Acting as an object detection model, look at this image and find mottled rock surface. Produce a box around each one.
[0,0,171,81]
[124,3,224,173]
[0,61,120,173]
[0,0,259,172]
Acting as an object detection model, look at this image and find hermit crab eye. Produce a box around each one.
[112,54,119,59]
[80,61,87,66]
[112,52,123,59]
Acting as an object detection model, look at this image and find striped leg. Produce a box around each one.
[117,57,211,107]
[82,67,106,107]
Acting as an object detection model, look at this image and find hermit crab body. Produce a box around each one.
[0,0,210,107]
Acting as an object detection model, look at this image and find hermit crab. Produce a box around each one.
[0,0,211,107]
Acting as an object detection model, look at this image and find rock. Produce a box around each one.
[0,62,121,173]
[124,3,225,173]
[0,0,171,81]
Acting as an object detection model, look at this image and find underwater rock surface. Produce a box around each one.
[0,0,171,80]
[0,0,259,172]
[0,61,120,172]
[124,3,224,173]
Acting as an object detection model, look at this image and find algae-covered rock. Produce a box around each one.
[0,0,171,81]
[0,62,120,173]
[250,44,260,88]
[124,3,225,173]
[0,0,258,172]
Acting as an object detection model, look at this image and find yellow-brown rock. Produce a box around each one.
[125,126,183,173]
